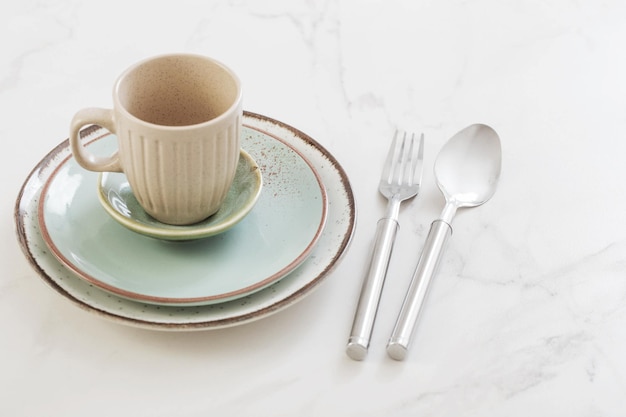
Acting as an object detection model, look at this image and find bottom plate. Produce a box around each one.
[15,112,355,330]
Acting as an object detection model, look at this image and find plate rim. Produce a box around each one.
[14,111,356,330]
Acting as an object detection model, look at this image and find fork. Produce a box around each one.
[346,131,424,360]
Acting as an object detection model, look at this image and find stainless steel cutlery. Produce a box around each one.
[348,125,502,361]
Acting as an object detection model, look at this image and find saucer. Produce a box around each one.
[16,112,355,329]
[37,123,328,306]
[97,149,263,240]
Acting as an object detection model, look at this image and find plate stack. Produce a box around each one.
[15,112,355,330]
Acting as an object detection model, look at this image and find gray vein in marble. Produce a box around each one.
[1,1,77,92]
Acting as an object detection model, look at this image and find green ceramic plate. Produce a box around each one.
[38,125,327,306]
[97,149,263,240]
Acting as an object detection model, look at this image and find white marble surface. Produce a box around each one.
[3,0,626,415]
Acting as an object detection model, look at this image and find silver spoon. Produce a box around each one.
[387,124,502,361]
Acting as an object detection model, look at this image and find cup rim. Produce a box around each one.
[112,53,242,130]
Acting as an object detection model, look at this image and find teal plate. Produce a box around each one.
[98,149,263,241]
[38,125,328,306]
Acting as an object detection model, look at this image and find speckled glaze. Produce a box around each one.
[15,112,355,329]
[69,54,243,225]
[38,126,327,305]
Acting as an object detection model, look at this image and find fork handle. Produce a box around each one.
[387,220,452,360]
[347,217,399,360]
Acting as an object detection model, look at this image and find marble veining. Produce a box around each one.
[4,0,626,416]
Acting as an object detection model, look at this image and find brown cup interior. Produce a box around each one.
[117,55,239,126]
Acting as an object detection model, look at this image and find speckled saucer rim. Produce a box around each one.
[96,148,263,240]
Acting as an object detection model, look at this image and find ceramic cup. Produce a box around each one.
[69,53,243,225]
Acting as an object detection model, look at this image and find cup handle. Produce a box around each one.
[69,108,122,172]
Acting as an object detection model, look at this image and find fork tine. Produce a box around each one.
[404,133,416,186]
[379,129,424,197]
[393,131,407,187]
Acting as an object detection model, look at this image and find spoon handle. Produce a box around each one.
[387,220,452,360]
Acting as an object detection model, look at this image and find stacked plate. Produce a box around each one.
[15,112,355,330]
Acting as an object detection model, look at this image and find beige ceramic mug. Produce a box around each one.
[70,53,243,225]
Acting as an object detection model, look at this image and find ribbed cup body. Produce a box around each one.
[113,54,242,225]
[117,114,241,225]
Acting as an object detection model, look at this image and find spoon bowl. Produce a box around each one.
[436,124,502,223]
[436,124,501,208]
